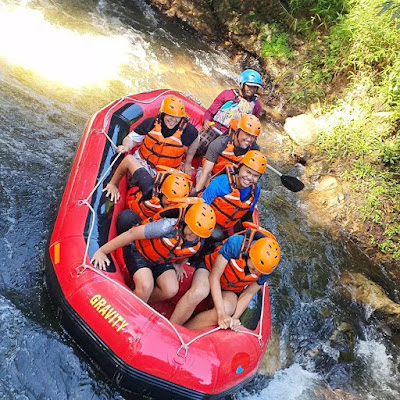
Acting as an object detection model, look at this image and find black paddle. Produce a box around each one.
[208,126,305,192]
[266,164,304,192]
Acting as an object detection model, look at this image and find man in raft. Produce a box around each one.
[170,224,280,329]
[195,114,262,192]
[91,201,216,304]
[117,95,199,175]
[202,69,263,135]
[102,153,192,223]
[201,150,266,233]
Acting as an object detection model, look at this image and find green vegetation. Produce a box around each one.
[275,0,400,260]
[261,24,293,59]
[203,0,400,261]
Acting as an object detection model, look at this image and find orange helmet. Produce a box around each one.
[184,203,216,238]
[160,96,185,118]
[229,118,239,132]
[249,237,280,275]
[237,114,261,137]
[240,150,267,174]
[160,174,191,200]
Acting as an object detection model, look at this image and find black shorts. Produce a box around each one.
[194,262,208,271]
[123,243,175,281]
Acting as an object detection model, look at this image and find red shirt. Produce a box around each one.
[203,89,262,133]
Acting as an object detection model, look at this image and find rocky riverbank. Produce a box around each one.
[149,0,400,337]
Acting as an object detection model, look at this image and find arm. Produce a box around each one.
[183,136,200,175]
[209,254,231,329]
[173,257,189,282]
[195,135,227,192]
[91,225,146,270]
[203,90,230,125]
[117,119,152,153]
[117,136,138,154]
[252,99,262,118]
[230,283,262,330]
[195,159,215,192]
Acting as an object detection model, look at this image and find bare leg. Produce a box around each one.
[132,268,154,303]
[169,269,210,325]
[148,270,179,304]
[109,155,142,186]
[184,291,238,330]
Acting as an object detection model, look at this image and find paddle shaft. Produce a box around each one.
[266,163,282,177]
[209,126,305,192]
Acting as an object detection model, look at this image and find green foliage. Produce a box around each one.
[378,1,400,28]
[261,24,293,59]
[382,139,400,164]
[289,0,349,28]
[253,0,400,261]
[315,71,400,260]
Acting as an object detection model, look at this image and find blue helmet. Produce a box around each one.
[239,69,263,88]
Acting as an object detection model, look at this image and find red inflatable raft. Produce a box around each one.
[45,89,272,399]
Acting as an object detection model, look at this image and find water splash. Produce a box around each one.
[239,364,321,400]
[355,339,400,399]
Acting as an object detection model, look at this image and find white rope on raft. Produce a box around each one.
[75,91,266,357]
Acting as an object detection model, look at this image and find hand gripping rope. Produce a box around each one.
[75,91,266,357]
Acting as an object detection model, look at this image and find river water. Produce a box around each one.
[1,1,399,399]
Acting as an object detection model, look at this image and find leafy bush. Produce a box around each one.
[261,23,293,59]
[289,0,350,27]
[382,139,400,164]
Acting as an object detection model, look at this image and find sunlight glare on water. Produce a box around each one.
[0,3,131,87]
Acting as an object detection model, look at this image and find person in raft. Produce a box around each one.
[91,201,216,304]
[202,69,263,135]
[102,152,192,222]
[169,224,280,329]
[201,150,266,233]
[117,95,199,176]
[195,113,262,193]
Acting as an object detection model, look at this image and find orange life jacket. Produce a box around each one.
[126,188,163,220]
[209,165,256,231]
[135,204,201,264]
[211,134,245,175]
[138,116,188,169]
[204,228,267,293]
[125,169,177,220]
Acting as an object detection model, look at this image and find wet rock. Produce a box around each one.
[315,176,338,191]
[314,386,361,400]
[260,103,285,123]
[329,322,355,364]
[307,175,345,212]
[258,330,282,377]
[284,114,318,146]
[308,102,323,117]
[149,0,220,38]
[339,272,400,330]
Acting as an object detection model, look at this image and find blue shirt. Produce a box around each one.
[219,235,271,285]
[201,174,261,211]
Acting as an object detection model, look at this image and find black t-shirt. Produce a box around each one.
[134,117,198,147]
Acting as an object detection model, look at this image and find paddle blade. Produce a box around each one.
[281,174,305,192]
